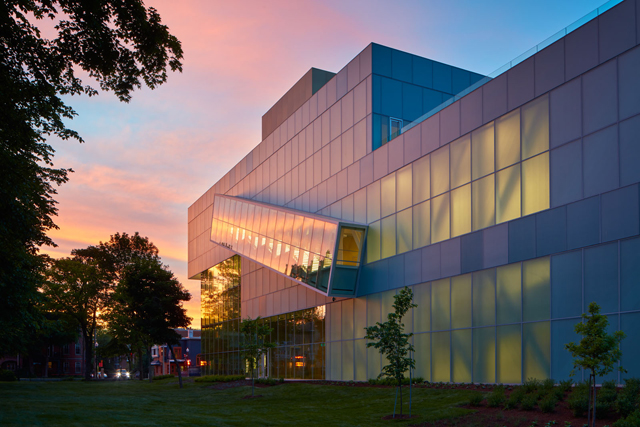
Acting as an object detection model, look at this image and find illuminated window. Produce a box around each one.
[396,165,412,211]
[413,155,430,204]
[431,193,450,243]
[496,164,521,224]
[412,201,430,249]
[451,184,471,237]
[396,208,412,254]
[472,175,495,231]
[495,109,521,170]
[522,152,549,216]
[337,227,365,266]
[450,135,471,188]
[431,146,449,196]
[521,95,549,161]
[472,122,495,180]
[390,118,403,140]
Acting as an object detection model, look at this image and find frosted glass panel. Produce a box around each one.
[521,95,549,160]
[381,215,396,259]
[413,282,431,333]
[496,164,521,224]
[497,324,522,384]
[451,184,471,238]
[431,278,451,331]
[354,298,367,339]
[366,221,381,263]
[397,165,413,211]
[341,299,354,340]
[431,193,450,243]
[497,263,522,324]
[450,135,471,188]
[381,174,396,218]
[432,331,451,383]
[522,152,549,216]
[473,269,496,327]
[413,155,430,204]
[523,257,550,322]
[355,339,367,381]
[413,201,431,249]
[472,122,495,180]
[341,340,354,381]
[523,321,550,381]
[451,274,472,329]
[367,180,381,222]
[431,146,450,196]
[367,344,381,380]
[414,333,431,381]
[330,341,341,380]
[452,329,472,383]
[367,293,382,327]
[496,109,521,170]
[472,175,496,231]
[473,327,496,384]
[397,208,412,254]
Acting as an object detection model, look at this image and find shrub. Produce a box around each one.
[194,374,245,383]
[614,408,640,427]
[469,391,484,406]
[367,376,424,386]
[596,380,618,419]
[568,381,590,417]
[505,387,525,409]
[541,378,555,391]
[521,394,537,411]
[539,394,558,413]
[487,385,506,408]
[255,377,278,386]
[153,374,175,380]
[551,387,566,401]
[616,378,640,418]
[523,378,541,393]
[559,379,574,393]
[0,370,17,382]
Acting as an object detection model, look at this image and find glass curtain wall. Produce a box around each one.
[211,196,338,292]
[200,256,243,376]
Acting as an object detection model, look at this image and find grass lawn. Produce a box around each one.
[0,379,477,426]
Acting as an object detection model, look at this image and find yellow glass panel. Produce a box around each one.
[431,331,451,382]
[472,175,495,231]
[381,215,396,259]
[381,174,396,218]
[413,333,431,381]
[366,221,381,263]
[451,274,472,329]
[396,208,412,254]
[367,180,381,223]
[431,146,449,196]
[450,135,471,188]
[413,282,431,332]
[496,109,521,169]
[413,155,430,204]
[497,324,522,384]
[522,152,549,216]
[523,321,551,380]
[472,122,495,180]
[452,329,472,383]
[496,164,521,224]
[431,278,450,331]
[522,94,549,160]
[473,326,496,383]
[451,184,471,237]
[523,257,550,322]
[496,263,522,324]
[397,164,412,211]
[431,193,450,244]
[410,203,428,252]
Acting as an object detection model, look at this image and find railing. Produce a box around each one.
[401,0,624,135]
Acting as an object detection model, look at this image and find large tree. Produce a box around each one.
[107,256,191,385]
[42,257,110,380]
[0,1,182,354]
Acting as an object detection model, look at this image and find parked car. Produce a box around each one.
[115,369,130,379]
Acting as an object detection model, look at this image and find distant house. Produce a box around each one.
[151,328,201,377]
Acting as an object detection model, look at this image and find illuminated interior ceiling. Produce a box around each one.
[210,194,367,297]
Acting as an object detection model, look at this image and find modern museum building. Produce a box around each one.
[188,0,640,384]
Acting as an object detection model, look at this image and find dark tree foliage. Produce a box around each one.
[107,256,191,385]
[0,1,182,354]
[42,257,109,379]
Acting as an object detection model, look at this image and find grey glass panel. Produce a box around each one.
[551,251,582,319]
[473,327,496,384]
[496,263,522,324]
[431,279,450,331]
[473,269,496,327]
[621,237,640,312]
[584,243,619,314]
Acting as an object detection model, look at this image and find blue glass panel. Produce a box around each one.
[461,231,483,273]
[621,312,640,380]
[536,207,567,257]
[391,49,412,83]
[601,184,639,242]
[551,251,583,319]
[509,216,536,263]
[566,197,600,250]
[584,243,618,314]
[371,43,392,77]
[620,237,640,312]
[451,68,471,94]
[433,62,452,93]
[402,83,423,122]
[380,77,403,118]
[412,56,433,88]
[423,89,444,114]
[551,319,581,382]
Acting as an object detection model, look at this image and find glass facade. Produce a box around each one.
[200,256,243,376]
[210,195,366,295]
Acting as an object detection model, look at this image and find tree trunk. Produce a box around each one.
[168,344,183,389]
[148,347,154,382]
[44,348,49,378]
[252,361,255,397]
[592,373,597,427]
[399,382,403,416]
[138,348,144,381]
[83,329,92,380]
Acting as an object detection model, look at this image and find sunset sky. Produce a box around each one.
[42,0,611,328]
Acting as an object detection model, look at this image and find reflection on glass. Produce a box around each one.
[337,227,364,266]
